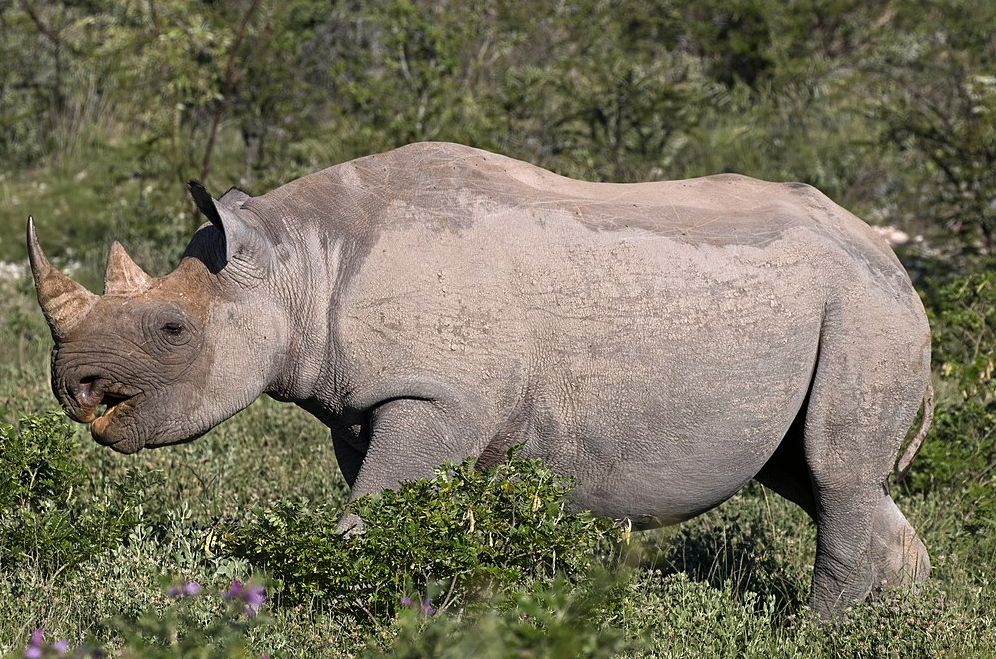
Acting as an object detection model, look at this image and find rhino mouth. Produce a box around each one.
[85,389,144,453]
[68,381,133,421]
[90,392,131,424]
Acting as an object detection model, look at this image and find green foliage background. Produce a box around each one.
[1,0,995,656]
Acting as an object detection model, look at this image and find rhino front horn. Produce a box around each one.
[27,217,98,337]
[104,241,152,296]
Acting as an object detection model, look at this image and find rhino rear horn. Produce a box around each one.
[104,241,152,296]
[27,217,97,337]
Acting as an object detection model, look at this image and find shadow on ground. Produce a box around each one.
[620,495,814,617]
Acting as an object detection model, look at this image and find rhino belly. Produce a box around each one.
[520,333,818,526]
[564,435,781,527]
[552,413,799,526]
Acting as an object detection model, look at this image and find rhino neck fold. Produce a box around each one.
[258,217,352,414]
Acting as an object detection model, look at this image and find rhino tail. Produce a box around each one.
[894,380,934,481]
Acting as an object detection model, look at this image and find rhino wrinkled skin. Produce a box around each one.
[28,142,933,617]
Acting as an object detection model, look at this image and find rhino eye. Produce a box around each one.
[162,322,185,337]
[158,316,192,346]
[143,307,197,354]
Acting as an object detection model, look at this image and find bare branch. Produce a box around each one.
[199,0,264,182]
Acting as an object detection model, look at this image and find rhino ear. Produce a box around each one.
[189,180,224,227]
[188,180,272,285]
[219,187,252,209]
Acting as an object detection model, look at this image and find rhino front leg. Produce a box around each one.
[335,397,483,534]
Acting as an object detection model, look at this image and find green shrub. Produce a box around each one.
[927,271,996,403]
[787,584,996,659]
[0,413,82,512]
[625,571,785,658]
[616,570,996,659]
[0,412,145,572]
[362,571,633,659]
[909,272,996,530]
[108,578,270,659]
[221,452,619,620]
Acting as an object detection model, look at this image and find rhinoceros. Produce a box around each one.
[28,142,932,617]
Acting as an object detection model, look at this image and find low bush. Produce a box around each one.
[4,578,271,659]
[0,412,145,572]
[790,584,996,659]
[221,451,619,620]
[362,571,632,659]
[620,571,996,659]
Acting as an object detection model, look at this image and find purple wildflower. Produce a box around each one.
[224,579,267,617]
[223,579,244,600]
[24,628,44,659]
[421,598,437,617]
[167,579,201,598]
[23,629,71,659]
[400,596,413,608]
[243,584,266,616]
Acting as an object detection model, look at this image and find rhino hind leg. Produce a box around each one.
[807,479,879,617]
[868,493,930,589]
[800,321,931,619]
[759,434,931,614]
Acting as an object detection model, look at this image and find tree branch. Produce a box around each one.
[199,0,263,182]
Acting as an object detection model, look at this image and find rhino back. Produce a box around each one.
[270,143,910,283]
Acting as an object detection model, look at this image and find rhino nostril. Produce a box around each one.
[76,376,99,404]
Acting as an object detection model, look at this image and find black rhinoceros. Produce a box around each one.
[28,142,932,617]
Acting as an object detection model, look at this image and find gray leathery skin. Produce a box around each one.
[30,142,933,618]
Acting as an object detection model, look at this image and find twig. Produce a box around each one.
[200,0,263,182]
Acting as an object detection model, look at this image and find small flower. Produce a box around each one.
[22,629,70,658]
[24,628,44,659]
[167,579,201,598]
[223,579,244,600]
[223,579,266,617]
[421,598,436,617]
[400,596,413,608]
[243,585,267,616]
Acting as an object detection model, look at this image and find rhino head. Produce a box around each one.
[27,184,298,453]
